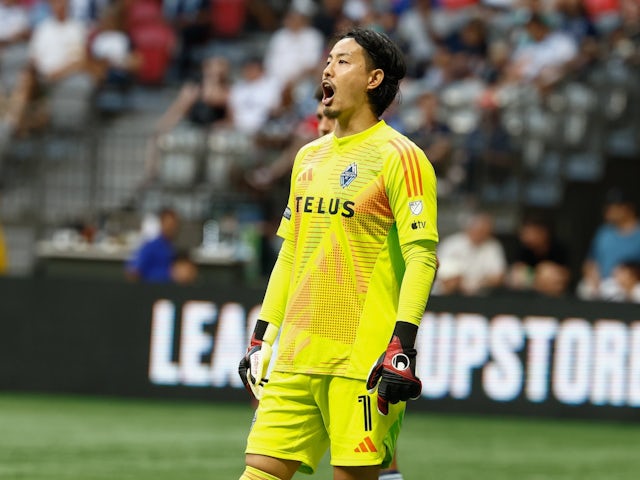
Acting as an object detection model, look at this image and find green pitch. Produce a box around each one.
[0,393,638,480]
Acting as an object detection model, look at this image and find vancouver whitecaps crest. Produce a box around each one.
[340,162,358,188]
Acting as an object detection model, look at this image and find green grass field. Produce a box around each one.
[0,392,638,480]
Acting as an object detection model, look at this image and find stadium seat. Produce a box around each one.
[211,0,247,38]
[129,21,176,86]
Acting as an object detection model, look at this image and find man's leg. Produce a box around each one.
[333,465,381,480]
[379,451,403,479]
[240,453,301,480]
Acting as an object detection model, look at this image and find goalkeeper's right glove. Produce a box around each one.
[238,319,279,400]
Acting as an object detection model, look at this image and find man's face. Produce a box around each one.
[51,0,68,21]
[316,102,336,136]
[321,38,374,120]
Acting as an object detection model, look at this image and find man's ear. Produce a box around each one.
[367,68,384,91]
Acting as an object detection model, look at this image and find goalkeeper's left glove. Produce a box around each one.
[366,321,422,416]
[238,319,279,400]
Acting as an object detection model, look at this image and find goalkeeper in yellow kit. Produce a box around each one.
[238,27,438,480]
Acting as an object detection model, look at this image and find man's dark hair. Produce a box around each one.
[339,28,406,118]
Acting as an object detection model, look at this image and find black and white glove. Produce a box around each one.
[238,319,278,400]
[366,322,422,415]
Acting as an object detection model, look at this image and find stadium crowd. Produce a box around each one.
[1,0,640,302]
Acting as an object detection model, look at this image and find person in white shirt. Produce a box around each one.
[29,0,89,82]
[228,57,282,136]
[433,212,507,295]
[263,0,324,87]
[508,13,578,88]
[0,0,30,47]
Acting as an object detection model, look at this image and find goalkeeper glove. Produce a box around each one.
[366,321,421,416]
[238,319,279,400]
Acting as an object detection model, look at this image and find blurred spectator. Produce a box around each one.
[145,55,231,181]
[505,12,579,91]
[599,261,640,303]
[404,91,457,195]
[395,0,437,77]
[0,0,30,48]
[69,0,110,25]
[444,15,489,70]
[125,207,180,282]
[263,0,324,87]
[246,86,332,191]
[4,0,98,134]
[156,55,231,133]
[163,0,211,79]
[89,3,141,106]
[578,188,640,300]
[507,215,571,297]
[29,0,93,83]
[170,250,199,284]
[313,0,347,37]
[228,55,281,136]
[433,212,507,295]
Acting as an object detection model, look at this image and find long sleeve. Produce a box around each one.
[396,239,438,327]
[257,237,294,328]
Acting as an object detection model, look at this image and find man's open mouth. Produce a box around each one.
[321,81,335,106]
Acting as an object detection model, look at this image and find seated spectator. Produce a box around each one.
[433,212,507,296]
[245,86,332,192]
[170,250,199,284]
[0,0,30,49]
[163,0,211,80]
[395,0,437,77]
[263,0,324,87]
[404,91,455,195]
[144,55,231,182]
[507,216,571,297]
[125,207,180,283]
[228,56,281,136]
[155,55,231,135]
[505,13,579,92]
[6,0,98,134]
[578,187,640,300]
[89,4,141,94]
[29,0,94,85]
[598,261,640,303]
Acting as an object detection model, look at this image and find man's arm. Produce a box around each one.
[367,240,438,414]
[238,237,293,399]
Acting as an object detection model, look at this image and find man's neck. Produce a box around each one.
[334,109,379,138]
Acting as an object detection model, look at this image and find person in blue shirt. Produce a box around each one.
[126,207,179,282]
[579,188,640,299]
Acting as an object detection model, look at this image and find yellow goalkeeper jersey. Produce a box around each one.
[273,120,438,379]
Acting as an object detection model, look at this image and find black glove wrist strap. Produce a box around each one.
[253,319,269,342]
[392,321,418,350]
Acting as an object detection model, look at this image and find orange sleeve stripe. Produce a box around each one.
[391,138,423,197]
[398,137,423,196]
[390,139,413,197]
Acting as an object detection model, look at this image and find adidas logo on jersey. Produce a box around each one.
[354,436,378,453]
[298,168,313,182]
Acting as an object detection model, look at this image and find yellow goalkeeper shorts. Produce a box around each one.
[245,371,404,474]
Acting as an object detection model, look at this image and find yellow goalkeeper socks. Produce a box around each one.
[239,465,282,480]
